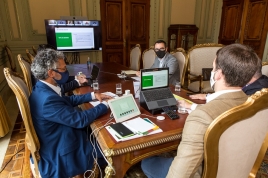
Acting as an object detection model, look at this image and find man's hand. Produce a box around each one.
[94,93,112,102]
[189,94,207,100]
[75,73,88,84]
[178,100,192,109]
[136,71,141,77]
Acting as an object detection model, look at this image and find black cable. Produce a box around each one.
[0,147,25,173]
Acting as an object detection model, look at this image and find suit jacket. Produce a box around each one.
[29,81,108,178]
[151,53,180,85]
[166,91,248,178]
[242,75,268,95]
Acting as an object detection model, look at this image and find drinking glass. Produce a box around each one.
[116,83,122,95]
[178,100,187,114]
[175,81,181,92]
[93,80,99,90]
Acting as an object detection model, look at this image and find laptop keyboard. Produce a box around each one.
[143,88,174,102]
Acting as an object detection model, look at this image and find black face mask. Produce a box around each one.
[155,50,166,58]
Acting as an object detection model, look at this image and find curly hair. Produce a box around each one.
[31,49,65,80]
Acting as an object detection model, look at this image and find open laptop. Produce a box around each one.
[88,65,100,80]
[108,94,141,123]
[139,68,177,112]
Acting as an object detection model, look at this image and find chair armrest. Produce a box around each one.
[188,74,203,92]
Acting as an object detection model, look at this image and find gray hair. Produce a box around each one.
[31,49,65,80]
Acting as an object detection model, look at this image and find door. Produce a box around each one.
[218,0,245,44]
[218,0,268,58]
[100,0,150,67]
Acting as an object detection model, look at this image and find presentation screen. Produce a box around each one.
[44,19,102,51]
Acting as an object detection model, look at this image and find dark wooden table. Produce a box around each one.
[71,62,205,178]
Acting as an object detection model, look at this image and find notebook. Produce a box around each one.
[108,94,141,123]
[140,68,177,111]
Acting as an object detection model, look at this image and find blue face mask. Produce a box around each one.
[53,70,69,84]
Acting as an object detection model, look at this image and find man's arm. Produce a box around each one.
[166,55,179,75]
[166,109,213,178]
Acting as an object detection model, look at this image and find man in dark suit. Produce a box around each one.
[29,49,111,178]
[136,40,180,85]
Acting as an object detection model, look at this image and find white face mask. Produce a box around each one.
[210,71,217,90]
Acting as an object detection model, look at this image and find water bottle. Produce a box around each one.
[87,57,91,69]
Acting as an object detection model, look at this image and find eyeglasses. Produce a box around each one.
[55,66,67,72]
[154,48,166,52]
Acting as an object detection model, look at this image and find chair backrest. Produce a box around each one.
[18,54,32,93]
[5,46,17,72]
[129,44,141,71]
[171,48,188,86]
[262,62,268,77]
[202,88,268,178]
[26,49,35,63]
[32,46,37,55]
[188,43,224,76]
[3,67,41,178]
[142,46,155,69]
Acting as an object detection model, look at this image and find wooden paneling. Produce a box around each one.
[219,0,268,58]
[101,0,150,67]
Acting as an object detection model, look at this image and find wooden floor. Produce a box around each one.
[0,114,26,178]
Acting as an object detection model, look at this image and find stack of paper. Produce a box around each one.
[106,117,162,142]
[121,70,137,75]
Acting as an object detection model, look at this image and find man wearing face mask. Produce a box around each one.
[141,44,259,178]
[29,49,112,178]
[179,55,267,110]
[136,40,180,85]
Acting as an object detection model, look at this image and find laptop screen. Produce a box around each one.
[91,65,99,80]
[140,68,169,91]
[108,94,141,123]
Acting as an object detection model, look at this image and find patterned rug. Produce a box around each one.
[1,114,268,178]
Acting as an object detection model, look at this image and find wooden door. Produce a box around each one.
[100,0,150,67]
[218,0,268,58]
[218,0,245,44]
[240,0,268,58]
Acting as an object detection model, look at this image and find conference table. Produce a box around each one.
[69,62,205,178]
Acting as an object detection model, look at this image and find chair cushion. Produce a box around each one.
[188,81,213,93]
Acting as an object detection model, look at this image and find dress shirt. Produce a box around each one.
[190,90,241,110]
[40,80,62,96]
[158,54,167,68]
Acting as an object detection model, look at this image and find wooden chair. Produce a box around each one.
[171,48,188,87]
[17,54,33,93]
[187,43,224,93]
[262,62,268,76]
[142,46,155,69]
[4,46,17,72]
[32,46,37,55]
[129,44,141,71]
[3,68,41,178]
[26,49,35,62]
[202,88,268,178]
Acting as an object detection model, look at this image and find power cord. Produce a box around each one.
[0,147,25,173]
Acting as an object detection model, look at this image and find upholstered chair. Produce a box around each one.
[262,62,268,76]
[202,88,268,178]
[129,44,141,71]
[5,46,17,72]
[26,49,35,63]
[187,43,224,93]
[171,48,188,87]
[4,68,41,178]
[17,54,32,93]
[142,46,155,69]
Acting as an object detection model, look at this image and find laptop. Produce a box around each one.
[88,65,100,80]
[108,94,141,123]
[139,68,177,112]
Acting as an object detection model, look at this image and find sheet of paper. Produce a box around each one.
[173,94,193,104]
[122,117,157,134]
[131,77,140,81]
[133,81,140,98]
[121,70,137,75]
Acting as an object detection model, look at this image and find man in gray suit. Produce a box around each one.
[137,40,180,85]
[141,43,260,178]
